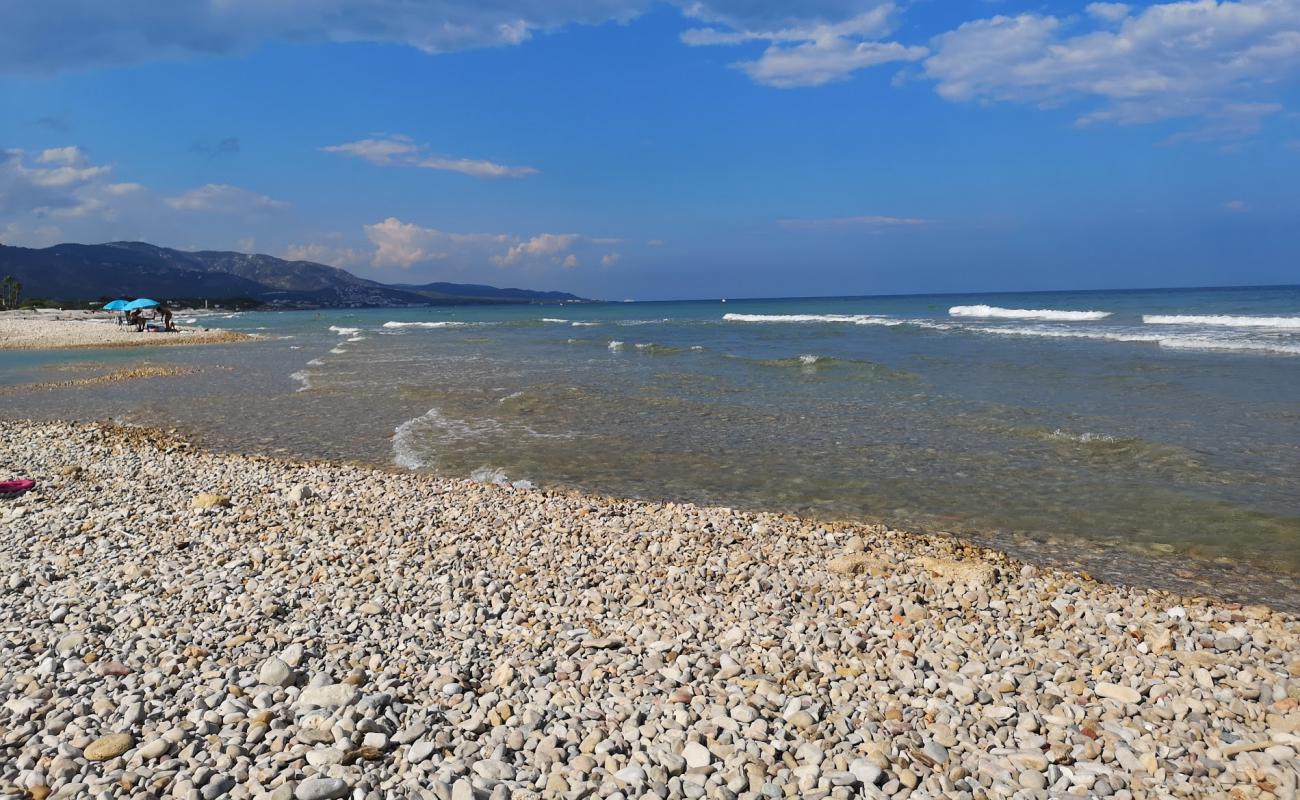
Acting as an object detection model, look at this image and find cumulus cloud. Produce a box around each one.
[0,147,117,217]
[285,242,367,268]
[0,0,650,75]
[322,134,538,179]
[777,215,930,228]
[923,1,1300,136]
[164,183,288,212]
[360,217,621,271]
[681,2,926,87]
[600,252,622,266]
[496,233,581,265]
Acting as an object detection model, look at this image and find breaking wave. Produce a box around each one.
[1143,314,1300,329]
[382,321,469,329]
[329,326,361,335]
[470,467,536,490]
[723,313,901,325]
[608,340,625,351]
[949,305,1111,321]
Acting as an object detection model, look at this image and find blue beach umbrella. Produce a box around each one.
[102,299,130,310]
[124,298,160,310]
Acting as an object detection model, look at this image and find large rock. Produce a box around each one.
[915,556,996,588]
[84,733,134,761]
[192,493,231,509]
[294,778,350,800]
[1094,682,1142,704]
[259,657,294,687]
[297,683,358,708]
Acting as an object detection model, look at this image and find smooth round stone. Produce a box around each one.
[1019,770,1048,790]
[294,778,350,800]
[259,657,293,687]
[84,733,134,762]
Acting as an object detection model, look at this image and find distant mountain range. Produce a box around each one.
[0,241,588,307]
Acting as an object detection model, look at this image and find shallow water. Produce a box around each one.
[3,287,1298,607]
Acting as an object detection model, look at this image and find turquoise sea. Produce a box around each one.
[4,285,1298,607]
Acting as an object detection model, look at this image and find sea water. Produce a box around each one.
[3,285,1298,606]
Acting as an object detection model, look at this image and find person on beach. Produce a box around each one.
[127,309,143,331]
[158,304,175,332]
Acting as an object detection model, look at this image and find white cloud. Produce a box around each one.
[0,1,651,74]
[0,147,117,217]
[1223,199,1250,211]
[681,2,926,87]
[923,1,1300,136]
[601,252,622,266]
[1086,3,1132,23]
[497,233,581,265]
[164,183,289,212]
[777,215,930,228]
[285,242,367,268]
[361,217,622,271]
[322,134,539,179]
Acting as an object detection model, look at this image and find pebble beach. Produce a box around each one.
[1,420,1297,800]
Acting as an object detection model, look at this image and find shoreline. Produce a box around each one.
[0,310,254,351]
[1,418,1296,799]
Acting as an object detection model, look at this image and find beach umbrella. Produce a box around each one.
[124,298,160,310]
[103,299,130,310]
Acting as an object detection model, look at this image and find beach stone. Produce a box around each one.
[682,741,712,769]
[84,733,134,761]
[294,778,350,800]
[828,554,886,576]
[1095,683,1142,704]
[915,556,995,587]
[1018,770,1048,790]
[297,683,357,708]
[259,657,293,687]
[191,493,230,509]
[287,484,314,505]
[137,737,169,760]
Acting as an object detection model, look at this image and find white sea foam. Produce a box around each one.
[329,346,346,354]
[470,466,536,490]
[571,322,600,327]
[690,345,704,351]
[307,358,324,366]
[382,321,468,329]
[181,317,197,324]
[1142,314,1300,329]
[949,305,1111,321]
[329,326,361,335]
[723,313,901,325]
[608,340,625,351]
[799,354,820,365]
[392,408,504,470]
[635,343,653,349]
[289,370,311,392]
[346,336,366,342]
[541,318,569,323]
[972,325,1300,355]
[1049,429,1115,444]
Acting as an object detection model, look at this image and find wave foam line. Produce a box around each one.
[949,305,1111,321]
[328,326,361,335]
[382,321,468,329]
[973,325,1300,355]
[1143,314,1300,329]
[723,313,901,325]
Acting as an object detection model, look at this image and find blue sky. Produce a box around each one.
[1,0,1298,299]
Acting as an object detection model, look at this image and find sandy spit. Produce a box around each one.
[0,311,252,350]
